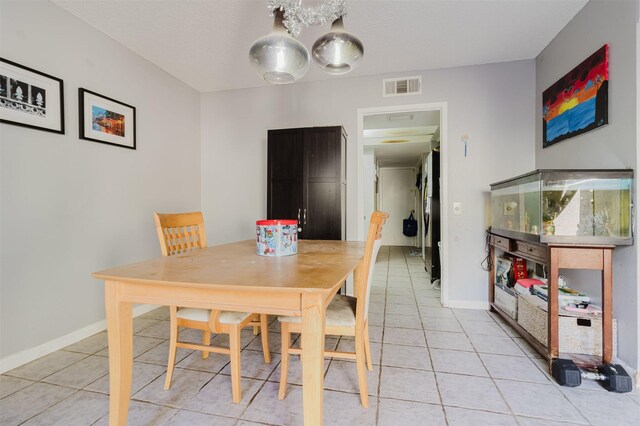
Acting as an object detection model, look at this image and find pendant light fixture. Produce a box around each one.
[249,0,363,84]
[312,16,363,75]
[249,8,310,84]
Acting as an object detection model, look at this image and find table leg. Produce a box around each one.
[353,262,369,406]
[548,248,560,360]
[301,293,326,426]
[488,244,495,310]
[602,248,613,364]
[105,280,133,426]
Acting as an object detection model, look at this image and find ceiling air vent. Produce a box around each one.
[383,76,422,97]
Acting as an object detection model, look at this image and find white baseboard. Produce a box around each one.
[445,299,491,310]
[622,360,639,388]
[0,304,159,374]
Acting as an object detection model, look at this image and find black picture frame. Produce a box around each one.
[79,88,136,150]
[0,58,65,134]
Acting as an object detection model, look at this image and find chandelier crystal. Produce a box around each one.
[249,0,363,84]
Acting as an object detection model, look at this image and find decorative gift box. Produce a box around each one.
[256,220,298,256]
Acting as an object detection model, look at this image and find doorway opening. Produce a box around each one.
[357,103,448,306]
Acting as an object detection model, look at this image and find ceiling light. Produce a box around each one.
[249,0,363,84]
[381,139,410,144]
[312,17,363,75]
[388,114,414,121]
[249,9,309,84]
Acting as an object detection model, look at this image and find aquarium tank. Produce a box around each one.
[490,170,633,245]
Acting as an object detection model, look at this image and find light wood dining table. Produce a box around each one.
[93,239,366,426]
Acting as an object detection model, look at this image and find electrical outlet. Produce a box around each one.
[453,202,462,215]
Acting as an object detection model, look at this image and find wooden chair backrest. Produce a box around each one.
[153,212,208,257]
[356,211,389,323]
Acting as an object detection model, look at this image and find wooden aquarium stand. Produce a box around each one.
[488,232,614,369]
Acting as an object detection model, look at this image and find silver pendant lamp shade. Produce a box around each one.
[249,9,310,84]
[311,17,363,75]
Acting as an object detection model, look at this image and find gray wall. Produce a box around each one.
[535,0,638,368]
[0,1,201,361]
[201,60,536,307]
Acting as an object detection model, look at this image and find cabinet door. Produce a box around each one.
[267,129,303,222]
[302,127,342,240]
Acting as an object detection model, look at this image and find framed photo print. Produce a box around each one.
[0,58,65,134]
[79,88,136,150]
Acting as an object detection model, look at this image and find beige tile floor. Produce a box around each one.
[1,246,639,425]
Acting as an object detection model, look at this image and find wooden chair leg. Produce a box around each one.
[278,322,291,400]
[260,314,271,364]
[229,325,242,403]
[355,327,369,407]
[201,330,211,359]
[364,320,373,372]
[253,325,259,335]
[164,306,179,390]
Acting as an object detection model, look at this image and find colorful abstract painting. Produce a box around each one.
[542,45,609,148]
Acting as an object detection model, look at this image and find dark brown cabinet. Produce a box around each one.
[426,151,441,281]
[267,126,346,240]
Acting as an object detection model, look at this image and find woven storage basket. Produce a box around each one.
[517,294,617,357]
[494,284,518,320]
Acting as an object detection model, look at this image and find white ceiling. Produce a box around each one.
[364,110,438,167]
[363,110,439,130]
[51,0,588,93]
[371,143,431,167]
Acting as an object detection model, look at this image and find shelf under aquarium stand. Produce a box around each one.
[490,302,607,369]
[488,232,615,372]
[547,244,614,365]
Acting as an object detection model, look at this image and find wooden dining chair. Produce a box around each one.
[277,211,389,408]
[153,211,271,403]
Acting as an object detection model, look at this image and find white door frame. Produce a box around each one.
[357,102,449,307]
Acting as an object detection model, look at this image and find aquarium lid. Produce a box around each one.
[490,169,633,189]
